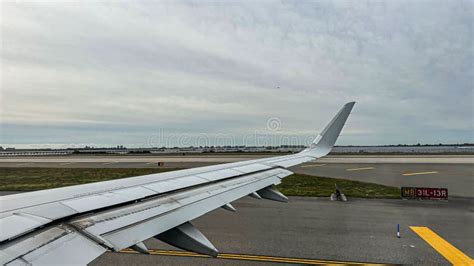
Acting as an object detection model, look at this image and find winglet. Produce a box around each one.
[303,102,355,157]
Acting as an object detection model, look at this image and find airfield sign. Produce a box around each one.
[401,187,448,200]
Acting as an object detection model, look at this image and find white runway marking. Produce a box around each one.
[346,167,375,171]
[403,171,438,176]
[301,164,326,168]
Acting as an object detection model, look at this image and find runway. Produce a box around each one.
[292,163,473,198]
[90,196,473,265]
[0,154,472,167]
[1,155,472,197]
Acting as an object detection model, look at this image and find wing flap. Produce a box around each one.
[2,226,106,266]
[14,231,105,265]
[0,214,51,242]
[69,168,289,251]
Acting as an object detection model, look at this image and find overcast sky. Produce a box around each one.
[1,0,473,148]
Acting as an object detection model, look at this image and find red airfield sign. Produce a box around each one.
[401,187,448,200]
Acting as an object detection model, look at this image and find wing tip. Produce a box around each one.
[302,101,356,156]
[345,101,356,108]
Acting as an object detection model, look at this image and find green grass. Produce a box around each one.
[0,168,179,191]
[0,168,400,198]
[277,173,400,198]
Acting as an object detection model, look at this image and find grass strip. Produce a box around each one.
[0,168,400,198]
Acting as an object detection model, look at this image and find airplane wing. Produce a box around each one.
[0,102,355,265]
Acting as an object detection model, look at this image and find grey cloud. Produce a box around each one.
[1,0,472,147]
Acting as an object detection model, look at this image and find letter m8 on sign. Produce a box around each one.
[401,187,416,199]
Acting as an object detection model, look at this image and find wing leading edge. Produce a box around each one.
[0,102,355,265]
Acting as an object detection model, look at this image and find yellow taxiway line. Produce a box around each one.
[117,249,388,265]
[301,164,326,168]
[410,226,473,265]
[403,171,438,176]
[346,167,375,171]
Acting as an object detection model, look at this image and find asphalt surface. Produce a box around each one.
[90,196,474,265]
[0,154,472,167]
[1,155,472,197]
[292,163,473,198]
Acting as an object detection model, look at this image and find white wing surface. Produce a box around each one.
[0,102,355,265]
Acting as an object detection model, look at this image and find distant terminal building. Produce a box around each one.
[0,150,73,156]
[331,145,474,154]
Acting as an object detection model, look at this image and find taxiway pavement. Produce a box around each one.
[90,196,473,265]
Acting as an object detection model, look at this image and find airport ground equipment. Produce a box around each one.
[330,183,347,201]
